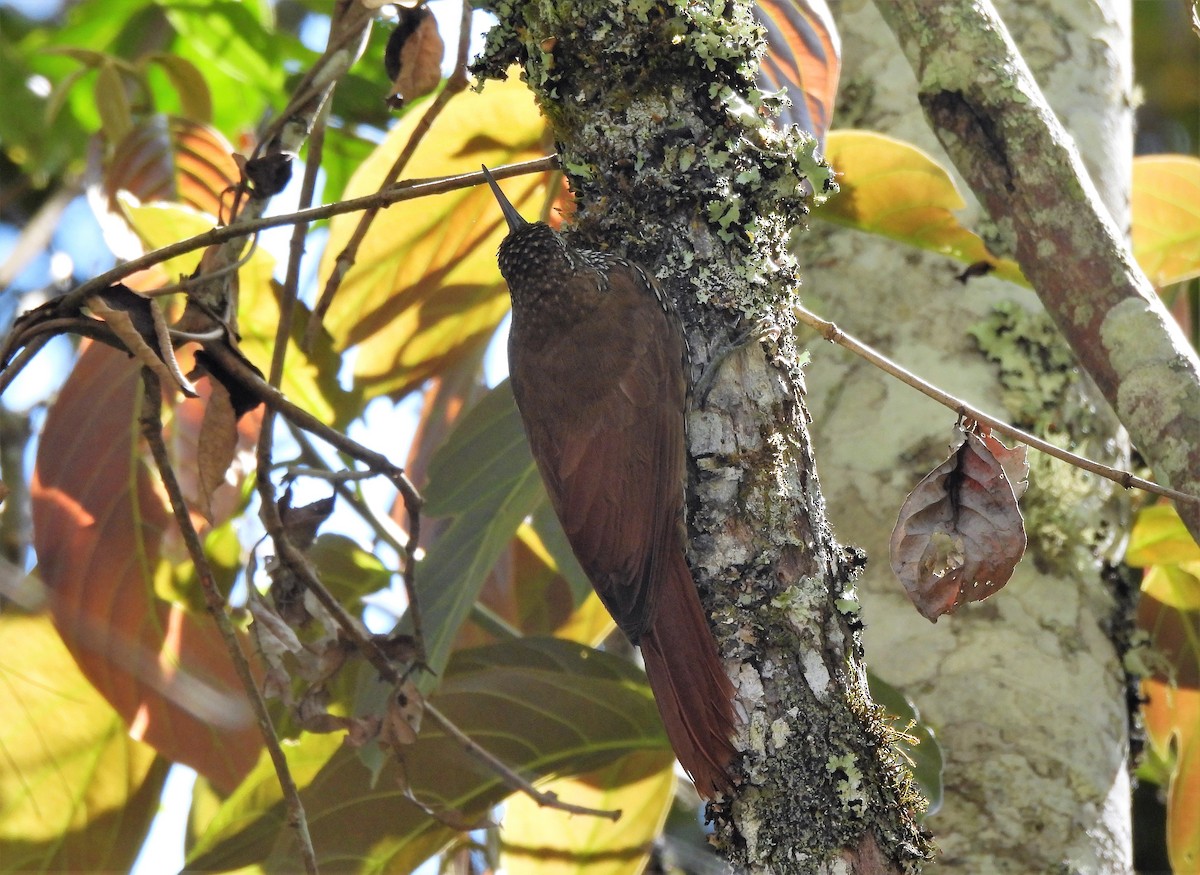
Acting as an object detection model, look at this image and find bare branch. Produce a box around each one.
[138,371,319,875]
[49,157,558,320]
[795,303,1199,507]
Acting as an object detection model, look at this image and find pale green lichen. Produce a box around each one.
[970,302,1128,574]
[471,0,835,324]
[826,752,867,811]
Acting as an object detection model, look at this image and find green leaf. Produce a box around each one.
[410,381,547,682]
[1132,154,1200,288]
[867,672,944,816]
[309,533,395,605]
[319,75,549,400]
[94,60,132,144]
[530,501,593,607]
[187,638,668,873]
[0,612,169,872]
[145,52,213,122]
[162,0,280,94]
[818,130,1026,285]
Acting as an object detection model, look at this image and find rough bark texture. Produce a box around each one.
[801,0,1137,871]
[876,0,1200,541]
[476,1,931,871]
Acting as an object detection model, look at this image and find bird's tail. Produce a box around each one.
[639,550,737,797]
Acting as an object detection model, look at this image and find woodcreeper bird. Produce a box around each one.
[482,166,737,796]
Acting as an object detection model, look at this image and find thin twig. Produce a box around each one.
[51,158,560,316]
[141,235,259,299]
[269,89,330,389]
[284,466,381,485]
[795,302,1200,507]
[305,0,476,351]
[138,371,319,875]
[0,335,50,397]
[422,702,623,821]
[202,341,421,512]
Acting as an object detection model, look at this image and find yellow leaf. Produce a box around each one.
[1129,505,1200,611]
[1127,504,1200,567]
[1141,564,1200,612]
[1132,154,1200,288]
[500,750,676,875]
[320,74,550,399]
[513,523,614,647]
[0,612,167,871]
[819,130,1025,285]
[122,201,345,424]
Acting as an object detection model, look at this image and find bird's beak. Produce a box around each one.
[481,165,528,234]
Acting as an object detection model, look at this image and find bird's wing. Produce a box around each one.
[510,278,686,642]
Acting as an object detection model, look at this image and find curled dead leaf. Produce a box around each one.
[278,489,336,551]
[381,680,424,749]
[87,284,197,396]
[890,426,1028,621]
[193,377,238,523]
[191,348,264,419]
[383,6,443,109]
[238,151,294,199]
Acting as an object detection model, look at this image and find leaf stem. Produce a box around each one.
[304,0,478,351]
[795,302,1200,507]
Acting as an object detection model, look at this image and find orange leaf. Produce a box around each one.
[756,0,840,144]
[30,343,261,792]
[1142,678,1200,873]
[105,115,240,220]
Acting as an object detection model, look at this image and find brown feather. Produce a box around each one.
[486,167,738,795]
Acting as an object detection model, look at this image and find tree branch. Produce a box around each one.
[873,0,1200,540]
[138,372,319,875]
[795,302,1197,504]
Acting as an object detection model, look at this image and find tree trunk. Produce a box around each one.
[802,1,1134,871]
[477,1,931,871]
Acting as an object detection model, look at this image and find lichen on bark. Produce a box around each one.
[472,0,834,322]
[473,1,931,871]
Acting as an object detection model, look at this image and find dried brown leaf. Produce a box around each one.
[195,376,238,522]
[384,7,443,109]
[380,680,424,749]
[87,285,197,396]
[978,427,1029,500]
[278,490,336,551]
[890,427,1027,621]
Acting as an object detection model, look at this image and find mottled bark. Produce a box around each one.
[876,0,1200,541]
[801,0,1139,871]
[476,1,930,871]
